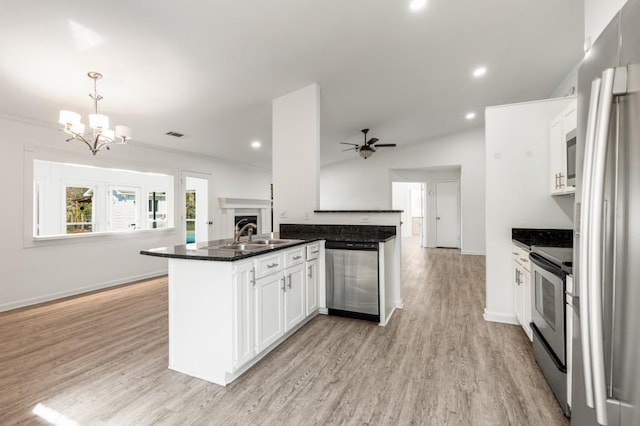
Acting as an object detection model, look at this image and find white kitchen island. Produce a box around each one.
[141,239,325,386]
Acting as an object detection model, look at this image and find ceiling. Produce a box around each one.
[0,0,584,170]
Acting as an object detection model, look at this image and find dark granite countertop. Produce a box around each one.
[140,236,320,262]
[314,210,402,213]
[280,224,396,243]
[512,228,573,250]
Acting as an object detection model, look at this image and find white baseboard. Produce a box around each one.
[483,308,519,325]
[461,250,485,256]
[0,270,168,313]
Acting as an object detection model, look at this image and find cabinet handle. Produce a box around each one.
[287,274,292,289]
[308,266,313,279]
[512,251,518,255]
[311,250,319,254]
[281,277,286,291]
[515,269,521,285]
[267,263,279,269]
[292,255,302,260]
[520,257,528,263]
[251,267,256,286]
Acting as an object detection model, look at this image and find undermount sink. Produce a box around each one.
[203,239,298,252]
[250,239,291,245]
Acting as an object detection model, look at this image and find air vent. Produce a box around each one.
[165,131,184,138]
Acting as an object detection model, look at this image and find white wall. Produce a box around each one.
[272,84,320,229]
[320,128,485,255]
[0,116,270,312]
[484,98,575,324]
[585,0,628,48]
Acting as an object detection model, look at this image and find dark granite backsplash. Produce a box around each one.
[280,224,396,242]
[512,228,573,249]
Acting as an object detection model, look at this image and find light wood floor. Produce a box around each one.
[0,238,568,425]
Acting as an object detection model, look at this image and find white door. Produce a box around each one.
[435,181,459,248]
[182,171,213,243]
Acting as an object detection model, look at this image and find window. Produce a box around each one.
[33,160,173,238]
[108,186,140,231]
[65,186,95,233]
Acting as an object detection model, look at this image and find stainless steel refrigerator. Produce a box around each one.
[573,0,640,424]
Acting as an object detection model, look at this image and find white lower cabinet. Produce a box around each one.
[284,263,306,332]
[255,271,285,353]
[232,261,256,370]
[305,259,319,316]
[513,244,532,340]
[170,242,324,386]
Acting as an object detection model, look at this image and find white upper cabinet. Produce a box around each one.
[549,100,577,196]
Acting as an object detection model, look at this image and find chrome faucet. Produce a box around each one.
[234,220,257,243]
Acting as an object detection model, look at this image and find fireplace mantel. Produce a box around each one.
[218,198,270,209]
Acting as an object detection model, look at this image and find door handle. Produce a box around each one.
[308,266,313,279]
[579,76,601,411]
[281,277,286,291]
[287,274,292,289]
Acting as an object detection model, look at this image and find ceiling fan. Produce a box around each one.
[340,129,397,159]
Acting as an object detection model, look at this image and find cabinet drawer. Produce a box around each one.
[306,243,320,260]
[512,245,531,271]
[284,246,305,267]
[255,253,283,278]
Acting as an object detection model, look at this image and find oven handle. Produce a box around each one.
[529,252,564,277]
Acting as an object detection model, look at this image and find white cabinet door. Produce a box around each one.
[549,117,564,194]
[256,273,284,353]
[514,263,524,327]
[549,100,577,195]
[284,264,305,332]
[233,261,255,369]
[305,259,319,316]
[522,268,532,340]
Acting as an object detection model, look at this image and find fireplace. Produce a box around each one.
[218,198,271,239]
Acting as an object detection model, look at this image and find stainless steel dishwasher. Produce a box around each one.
[325,241,379,322]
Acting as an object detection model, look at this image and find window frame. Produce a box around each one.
[24,146,178,248]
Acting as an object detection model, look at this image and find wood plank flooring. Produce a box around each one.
[0,238,568,425]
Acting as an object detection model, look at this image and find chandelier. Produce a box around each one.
[58,72,132,155]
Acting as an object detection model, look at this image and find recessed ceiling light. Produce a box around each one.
[465,112,476,120]
[473,66,487,78]
[409,0,427,11]
[251,140,261,149]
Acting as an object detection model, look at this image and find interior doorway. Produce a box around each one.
[182,172,212,243]
[391,182,426,247]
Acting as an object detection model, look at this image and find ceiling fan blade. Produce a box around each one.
[366,137,379,145]
[339,142,359,146]
[342,147,357,152]
[373,143,397,147]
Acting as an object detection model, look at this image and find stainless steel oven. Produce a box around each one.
[530,246,573,417]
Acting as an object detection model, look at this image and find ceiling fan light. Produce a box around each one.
[359,148,374,159]
[89,113,109,130]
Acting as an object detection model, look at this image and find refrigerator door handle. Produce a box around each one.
[589,67,623,426]
[579,76,602,411]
